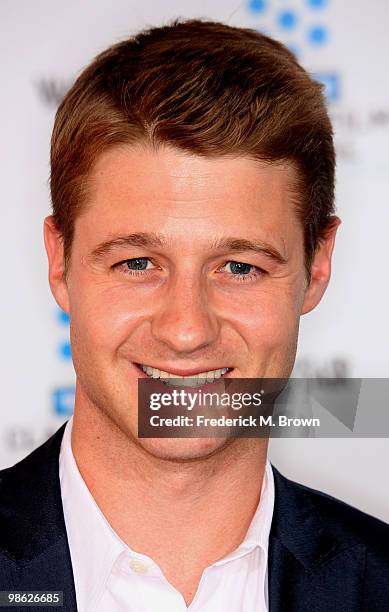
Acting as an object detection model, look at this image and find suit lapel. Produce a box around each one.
[0,423,77,611]
[268,466,365,612]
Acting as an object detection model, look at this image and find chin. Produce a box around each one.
[136,436,233,462]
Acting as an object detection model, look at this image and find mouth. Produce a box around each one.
[134,363,234,388]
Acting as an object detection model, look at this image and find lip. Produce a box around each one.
[133,363,234,378]
[133,363,234,395]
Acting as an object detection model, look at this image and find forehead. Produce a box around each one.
[78,144,302,249]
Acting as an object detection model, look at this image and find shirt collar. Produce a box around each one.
[241,458,274,551]
[212,458,274,566]
[59,417,126,610]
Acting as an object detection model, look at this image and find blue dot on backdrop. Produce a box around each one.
[57,309,70,326]
[278,10,298,31]
[248,0,267,14]
[308,25,328,45]
[59,340,72,360]
[307,0,328,9]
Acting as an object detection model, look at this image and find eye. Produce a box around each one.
[124,258,151,271]
[112,257,156,276]
[227,261,253,275]
[219,260,264,282]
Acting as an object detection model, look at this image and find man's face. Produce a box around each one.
[45,145,337,460]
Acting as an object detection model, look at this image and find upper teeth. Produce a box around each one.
[140,365,229,387]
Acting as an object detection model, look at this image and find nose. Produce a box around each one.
[150,274,220,355]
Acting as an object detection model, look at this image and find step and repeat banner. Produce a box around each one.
[1,0,389,521]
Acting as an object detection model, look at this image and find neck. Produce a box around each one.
[71,398,268,603]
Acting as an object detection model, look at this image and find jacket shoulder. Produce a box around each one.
[282,470,389,559]
[0,424,67,560]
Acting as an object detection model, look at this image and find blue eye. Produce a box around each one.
[228,261,253,275]
[125,258,149,271]
[221,260,264,283]
[112,257,155,276]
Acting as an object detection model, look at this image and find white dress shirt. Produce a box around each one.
[59,417,274,612]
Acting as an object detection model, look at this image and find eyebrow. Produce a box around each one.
[90,233,165,261]
[211,236,288,265]
[89,232,288,266]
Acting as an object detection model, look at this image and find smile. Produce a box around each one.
[137,364,232,388]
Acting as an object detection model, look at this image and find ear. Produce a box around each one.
[301,216,341,315]
[43,216,70,314]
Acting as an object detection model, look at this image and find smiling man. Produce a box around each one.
[1,19,388,612]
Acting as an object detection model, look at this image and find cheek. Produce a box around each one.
[67,277,152,352]
[226,289,301,330]
[223,285,301,343]
[67,283,142,402]
[245,309,298,359]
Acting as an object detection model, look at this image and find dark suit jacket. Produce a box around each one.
[0,423,388,611]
